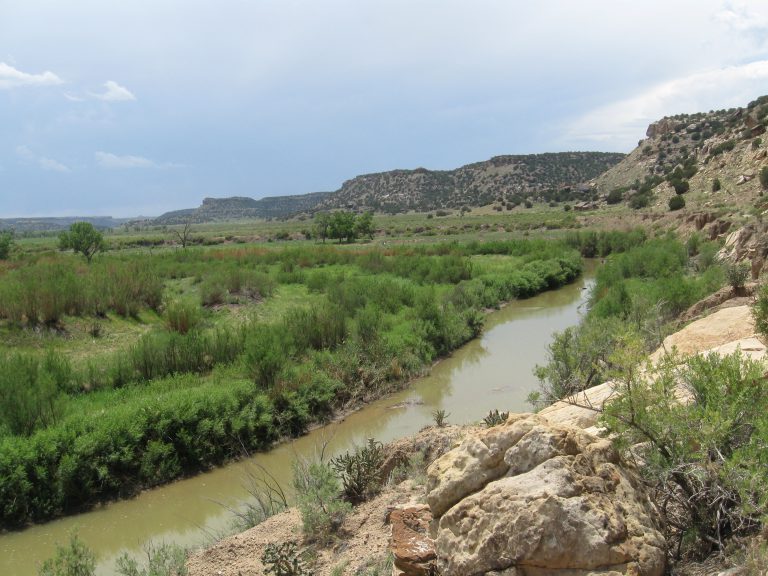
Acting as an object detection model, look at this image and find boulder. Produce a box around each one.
[426,415,666,576]
[650,305,756,363]
[389,505,437,576]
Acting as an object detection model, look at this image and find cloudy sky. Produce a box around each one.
[2,0,768,217]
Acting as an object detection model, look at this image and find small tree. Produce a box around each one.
[59,222,104,263]
[712,178,721,192]
[172,220,193,249]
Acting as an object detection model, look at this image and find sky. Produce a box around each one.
[1,1,768,218]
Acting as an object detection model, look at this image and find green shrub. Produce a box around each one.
[0,232,13,260]
[0,352,70,436]
[672,179,689,194]
[39,533,95,576]
[261,541,308,576]
[726,262,750,291]
[115,541,187,576]
[712,177,722,192]
[606,188,624,204]
[602,348,768,558]
[330,438,385,504]
[483,409,509,427]
[245,325,293,388]
[668,195,686,211]
[164,300,201,334]
[752,283,768,338]
[760,166,768,190]
[292,459,351,542]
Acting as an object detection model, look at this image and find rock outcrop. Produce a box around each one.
[425,414,666,576]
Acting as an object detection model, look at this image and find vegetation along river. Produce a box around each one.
[0,268,594,576]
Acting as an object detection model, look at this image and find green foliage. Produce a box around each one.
[532,316,624,408]
[355,211,374,240]
[709,139,736,157]
[432,408,449,427]
[0,231,14,259]
[760,166,768,190]
[163,300,201,334]
[261,541,308,576]
[115,542,187,576]
[0,260,162,325]
[712,177,722,192]
[293,458,351,541]
[483,409,509,427]
[0,238,586,527]
[0,351,70,436]
[39,533,96,576]
[329,211,357,243]
[726,262,750,290]
[752,283,768,339]
[602,348,768,557]
[330,438,385,504]
[606,188,625,204]
[668,195,686,211]
[313,212,331,243]
[672,179,690,194]
[629,193,651,209]
[245,325,293,388]
[58,222,104,263]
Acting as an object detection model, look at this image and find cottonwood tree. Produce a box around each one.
[58,222,104,263]
[355,211,374,240]
[313,212,331,244]
[329,211,357,243]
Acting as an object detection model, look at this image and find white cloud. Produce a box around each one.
[92,80,136,102]
[560,60,768,150]
[15,145,70,173]
[63,92,85,102]
[715,1,768,32]
[95,151,154,168]
[0,62,62,90]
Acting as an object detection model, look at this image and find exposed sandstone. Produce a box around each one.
[426,415,666,576]
[388,505,437,576]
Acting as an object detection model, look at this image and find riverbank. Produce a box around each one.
[186,291,767,576]
[0,264,595,576]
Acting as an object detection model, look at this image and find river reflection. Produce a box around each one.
[0,269,593,576]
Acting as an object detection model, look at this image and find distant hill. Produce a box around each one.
[154,151,624,223]
[153,193,331,225]
[593,94,768,215]
[0,216,133,233]
[317,152,625,214]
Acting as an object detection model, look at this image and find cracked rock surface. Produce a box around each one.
[425,414,666,576]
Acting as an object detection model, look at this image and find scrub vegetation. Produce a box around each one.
[0,225,590,528]
[534,234,768,565]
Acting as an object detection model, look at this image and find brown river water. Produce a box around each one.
[0,269,593,576]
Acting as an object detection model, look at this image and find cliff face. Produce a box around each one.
[153,192,331,224]
[154,152,624,223]
[318,152,624,214]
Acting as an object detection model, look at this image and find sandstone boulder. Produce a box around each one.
[426,415,665,576]
[389,505,437,576]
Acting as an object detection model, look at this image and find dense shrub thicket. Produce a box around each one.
[0,236,598,527]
